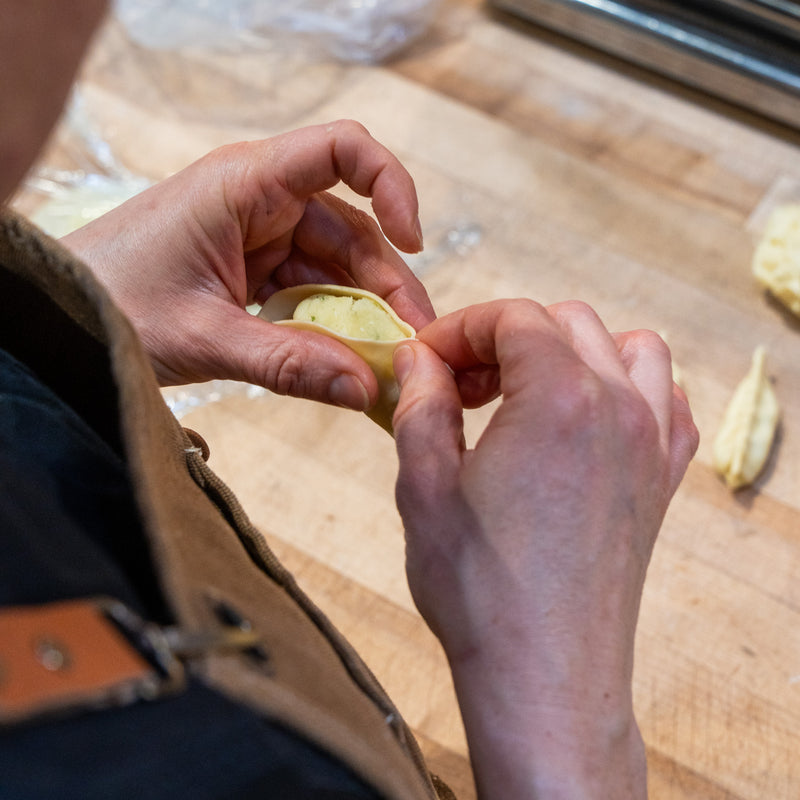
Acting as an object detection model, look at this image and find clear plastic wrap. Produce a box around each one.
[114,0,442,63]
[26,91,151,238]
[162,380,267,419]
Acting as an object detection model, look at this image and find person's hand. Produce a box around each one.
[392,299,698,799]
[62,120,434,411]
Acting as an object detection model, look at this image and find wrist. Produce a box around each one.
[448,646,647,799]
[510,705,646,800]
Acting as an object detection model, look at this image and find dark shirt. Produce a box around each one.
[0,344,382,800]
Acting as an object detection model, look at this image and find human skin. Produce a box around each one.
[1,1,433,413]
[2,2,700,795]
[0,0,108,203]
[392,300,699,798]
[63,122,434,411]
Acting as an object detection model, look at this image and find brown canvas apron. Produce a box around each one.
[0,210,455,800]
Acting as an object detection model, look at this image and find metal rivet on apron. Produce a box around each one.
[33,637,72,671]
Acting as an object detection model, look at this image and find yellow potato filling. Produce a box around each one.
[293,293,407,341]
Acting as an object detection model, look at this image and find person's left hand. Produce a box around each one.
[62,120,434,411]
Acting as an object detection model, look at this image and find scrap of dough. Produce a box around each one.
[752,204,800,316]
[712,346,780,491]
[293,294,407,341]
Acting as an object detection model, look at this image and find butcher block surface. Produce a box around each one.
[16,2,800,797]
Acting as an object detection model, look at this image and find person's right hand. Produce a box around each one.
[391,299,698,799]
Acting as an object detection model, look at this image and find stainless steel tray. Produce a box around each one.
[489,0,800,129]
[714,0,800,41]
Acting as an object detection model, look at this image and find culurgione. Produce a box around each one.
[712,346,780,491]
[258,284,416,433]
[752,204,800,317]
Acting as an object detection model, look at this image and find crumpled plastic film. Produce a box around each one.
[162,381,268,420]
[114,0,442,63]
[26,91,151,238]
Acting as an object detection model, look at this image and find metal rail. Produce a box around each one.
[490,0,800,129]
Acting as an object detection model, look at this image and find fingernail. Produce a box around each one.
[413,217,424,252]
[329,374,370,411]
[393,344,415,387]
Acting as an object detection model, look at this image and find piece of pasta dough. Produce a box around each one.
[712,346,780,490]
[752,204,800,316]
[259,284,416,433]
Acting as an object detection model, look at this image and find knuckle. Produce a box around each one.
[630,328,671,357]
[493,298,546,334]
[263,343,306,397]
[505,297,546,317]
[545,368,660,449]
[202,141,251,175]
[555,298,595,317]
[549,298,599,325]
[326,118,370,142]
[340,201,381,240]
[549,367,610,427]
[395,390,461,439]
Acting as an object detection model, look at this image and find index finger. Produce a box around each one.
[268,120,423,255]
[275,191,436,331]
[417,300,679,440]
[416,298,566,371]
[416,299,576,406]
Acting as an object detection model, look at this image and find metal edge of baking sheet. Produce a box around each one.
[719,0,800,40]
[489,0,800,129]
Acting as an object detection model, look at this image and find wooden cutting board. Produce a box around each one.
[17,3,800,797]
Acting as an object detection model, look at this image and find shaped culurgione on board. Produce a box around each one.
[712,346,780,491]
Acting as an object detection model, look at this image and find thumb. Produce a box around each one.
[238,313,380,409]
[159,305,379,411]
[393,341,464,511]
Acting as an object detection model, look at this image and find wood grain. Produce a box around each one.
[16,2,800,796]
